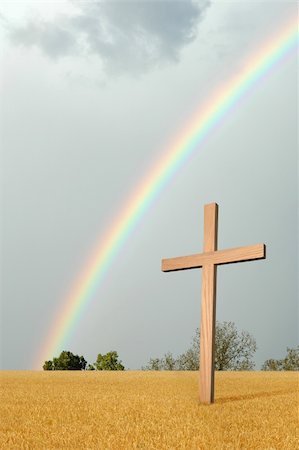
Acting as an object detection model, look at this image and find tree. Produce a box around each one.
[176,329,200,370]
[43,351,87,370]
[214,321,256,370]
[283,346,299,370]
[95,351,125,371]
[144,321,257,371]
[43,360,53,370]
[86,364,95,370]
[142,352,177,370]
[142,357,163,371]
[261,358,283,371]
[262,346,299,371]
[163,352,177,370]
[176,348,198,370]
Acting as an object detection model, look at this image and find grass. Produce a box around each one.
[1,371,298,449]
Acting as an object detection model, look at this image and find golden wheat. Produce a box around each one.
[0,371,297,449]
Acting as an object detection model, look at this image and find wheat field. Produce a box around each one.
[0,371,297,449]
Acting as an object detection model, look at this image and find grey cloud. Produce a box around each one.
[8,0,211,74]
[10,22,76,59]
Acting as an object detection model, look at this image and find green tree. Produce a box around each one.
[43,360,53,370]
[95,351,125,371]
[214,321,256,370]
[144,321,257,371]
[176,348,198,370]
[261,358,283,371]
[262,346,299,371]
[163,352,177,370]
[283,346,299,370]
[142,352,177,370]
[43,351,87,370]
[142,357,163,370]
[86,364,95,370]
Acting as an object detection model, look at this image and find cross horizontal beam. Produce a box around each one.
[162,243,265,272]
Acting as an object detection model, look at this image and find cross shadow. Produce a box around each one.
[216,389,298,404]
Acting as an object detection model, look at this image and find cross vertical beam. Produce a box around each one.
[199,203,218,404]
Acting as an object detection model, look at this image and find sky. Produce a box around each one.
[1,1,298,371]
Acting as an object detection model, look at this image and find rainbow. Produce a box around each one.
[36,19,298,368]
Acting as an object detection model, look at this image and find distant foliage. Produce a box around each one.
[95,351,125,371]
[43,351,87,370]
[43,360,53,370]
[144,353,177,371]
[143,321,257,371]
[262,346,299,371]
[214,321,256,371]
[43,350,125,371]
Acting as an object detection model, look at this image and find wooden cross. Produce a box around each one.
[161,203,266,404]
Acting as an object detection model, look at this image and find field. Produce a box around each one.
[1,371,297,449]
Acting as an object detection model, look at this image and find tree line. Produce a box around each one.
[43,351,124,371]
[142,322,299,371]
[43,321,299,371]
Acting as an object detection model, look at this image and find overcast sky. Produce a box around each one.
[1,1,298,370]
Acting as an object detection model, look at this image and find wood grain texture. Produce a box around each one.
[200,264,217,404]
[161,244,265,272]
[199,203,218,404]
[203,203,218,252]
